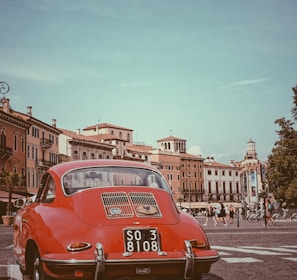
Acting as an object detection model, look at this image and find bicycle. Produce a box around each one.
[247,209,264,223]
[247,209,276,225]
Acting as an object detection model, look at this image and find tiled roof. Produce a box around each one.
[60,128,115,148]
[83,122,133,131]
[126,145,152,155]
[204,161,238,168]
[180,153,204,160]
[88,133,126,142]
[157,135,186,142]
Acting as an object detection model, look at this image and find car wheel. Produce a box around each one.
[27,247,49,280]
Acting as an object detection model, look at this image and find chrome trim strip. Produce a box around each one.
[184,240,194,280]
[94,243,105,280]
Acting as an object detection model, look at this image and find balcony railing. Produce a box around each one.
[36,160,56,168]
[181,188,205,195]
[0,145,13,159]
[40,138,53,150]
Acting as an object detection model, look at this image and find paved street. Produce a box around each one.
[1,218,297,280]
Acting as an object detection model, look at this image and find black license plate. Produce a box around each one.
[124,228,160,252]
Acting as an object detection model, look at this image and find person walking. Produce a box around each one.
[228,204,235,224]
[218,201,228,226]
[265,199,276,225]
[204,202,217,226]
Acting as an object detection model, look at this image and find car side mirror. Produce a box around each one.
[13,198,25,208]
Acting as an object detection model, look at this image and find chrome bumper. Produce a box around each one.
[93,240,219,280]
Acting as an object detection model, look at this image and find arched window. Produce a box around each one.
[14,134,18,151]
[0,129,6,147]
[21,136,25,153]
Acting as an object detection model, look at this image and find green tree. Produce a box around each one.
[267,85,297,205]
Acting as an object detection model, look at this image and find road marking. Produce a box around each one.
[7,264,22,279]
[240,246,297,253]
[218,252,231,256]
[281,245,297,249]
[221,257,262,263]
[283,258,297,262]
[212,246,290,256]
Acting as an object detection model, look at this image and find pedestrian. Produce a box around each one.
[218,201,228,226]
[265,199,276,225]
[228,204,235,224]
[203,202,217,226]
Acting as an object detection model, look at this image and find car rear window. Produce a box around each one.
[62,166,169,195]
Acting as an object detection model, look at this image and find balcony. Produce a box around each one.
[181,188,205,195]
[40,138,53,150]
[0,145,13,160]
[36,160,56,168]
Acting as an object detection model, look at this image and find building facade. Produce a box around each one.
[238,139,267,211]
[59,128,114,162]
[13,107,62,194]
[0,98,30,194]
[203,157,241,203]
[150,136,205,204]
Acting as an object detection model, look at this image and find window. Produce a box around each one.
[32,127,39,138]
[14,134,18,151]
[21,137,25,153]
[0,129,6,146]
[36,174,56,203]
[207,170,211,175]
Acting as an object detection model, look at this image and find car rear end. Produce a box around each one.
[41,186,219,279]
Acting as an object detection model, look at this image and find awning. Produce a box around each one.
[0,191,28,203]
[177,202,242,209]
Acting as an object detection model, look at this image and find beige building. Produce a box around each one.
[203,157,241,203]
[81,123,151,161]
[59,128,114,162]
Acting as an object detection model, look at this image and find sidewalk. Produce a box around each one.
[196,215,297,232]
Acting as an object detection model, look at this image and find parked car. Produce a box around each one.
[13,159,219,280]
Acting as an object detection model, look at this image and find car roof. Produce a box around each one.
[49,159,158,177]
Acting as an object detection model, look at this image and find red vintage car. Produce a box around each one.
[13,160,219,280]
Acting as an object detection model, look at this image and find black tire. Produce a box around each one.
[27,247,49,280]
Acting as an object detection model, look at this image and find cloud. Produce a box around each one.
[219,78,268,89]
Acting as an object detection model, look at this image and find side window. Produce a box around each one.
[36,174,56,203]
[42,176,56,203]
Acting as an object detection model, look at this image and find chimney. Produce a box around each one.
[52,119,56,128]
[77,128,80,135]
[3,98,10,113]
[27,106,32,117]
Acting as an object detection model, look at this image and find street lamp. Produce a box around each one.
[259,185,267,227]
[0,81,10,98]
[188,172,191,214]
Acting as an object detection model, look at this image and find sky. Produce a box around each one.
[1,0,297,164]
